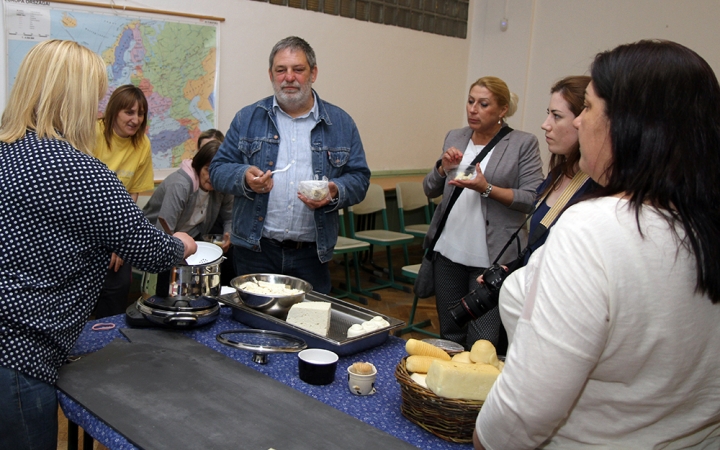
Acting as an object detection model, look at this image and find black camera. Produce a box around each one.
[449,264,509,326]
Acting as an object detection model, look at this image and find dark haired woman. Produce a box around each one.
[197,128,224,150]
[143,140,232,247]
[93,84,155,318]
[474,40,720,449]
[143,140,233,293]
[496,76,598,344]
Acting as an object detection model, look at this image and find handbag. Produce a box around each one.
[414,126,514,299]
[413,250,436,298]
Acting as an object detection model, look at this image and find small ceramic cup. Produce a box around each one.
[298,349,338,385]
[347,363,377,395]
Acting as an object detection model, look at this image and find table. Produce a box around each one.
[58,307,474,450]
[369,174,427,192]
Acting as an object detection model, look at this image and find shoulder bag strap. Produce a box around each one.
[493,170,591,265]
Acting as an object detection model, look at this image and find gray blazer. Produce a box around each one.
[423,125,543,265]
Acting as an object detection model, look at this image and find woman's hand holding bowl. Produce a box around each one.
[440,147,464,177]
[449,162,490,193]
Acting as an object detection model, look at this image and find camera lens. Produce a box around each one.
[449,286,498,327]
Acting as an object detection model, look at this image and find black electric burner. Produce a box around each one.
[126,295,220,329]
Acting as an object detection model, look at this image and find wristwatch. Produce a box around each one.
[481,183,493,198]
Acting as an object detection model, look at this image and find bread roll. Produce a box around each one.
[469,339,499,368]
[426,360,500,401]
[406,355,442,373]
[451,351,473,364]
[405,339,451,361]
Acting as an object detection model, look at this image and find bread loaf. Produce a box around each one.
[425,360,500,401]
[406,355,442,373]
[405,339,451,361]
[469,339,499,368]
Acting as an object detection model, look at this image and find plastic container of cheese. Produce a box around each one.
[218,291,404,356]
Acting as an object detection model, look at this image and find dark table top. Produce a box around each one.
[58,306,474,449]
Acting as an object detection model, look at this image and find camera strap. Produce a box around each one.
[427,126,513,253]
[492,170,592,266]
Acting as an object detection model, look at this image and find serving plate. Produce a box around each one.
[217,291,404,356]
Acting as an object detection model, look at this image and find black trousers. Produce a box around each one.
[93,263,133,319]
[433,252,507,354]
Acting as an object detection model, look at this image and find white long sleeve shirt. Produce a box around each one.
[477,197,720,449]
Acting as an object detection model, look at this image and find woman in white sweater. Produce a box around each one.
[475,40,720,449]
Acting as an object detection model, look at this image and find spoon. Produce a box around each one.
[254,161,294,180]
[271,161,294,174]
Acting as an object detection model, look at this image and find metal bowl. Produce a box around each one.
[231,274,313,319]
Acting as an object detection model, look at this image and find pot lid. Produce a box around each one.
[216,329,307,364]
[142,295,219,312]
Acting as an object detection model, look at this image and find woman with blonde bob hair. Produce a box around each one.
[422,75,543,353]
[0,40,196,450]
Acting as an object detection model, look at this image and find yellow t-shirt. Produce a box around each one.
[94,120,154,194]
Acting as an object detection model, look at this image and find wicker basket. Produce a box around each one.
[394,357,483,443]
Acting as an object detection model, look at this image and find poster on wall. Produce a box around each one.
[3,0,220,170]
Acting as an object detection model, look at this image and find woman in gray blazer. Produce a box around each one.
[422,76,543,352]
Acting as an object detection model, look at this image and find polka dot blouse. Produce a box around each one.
[0,131,185,384]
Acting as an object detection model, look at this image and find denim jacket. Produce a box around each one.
[210,91,371,263]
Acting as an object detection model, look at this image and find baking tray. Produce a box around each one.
[217,291,404,356]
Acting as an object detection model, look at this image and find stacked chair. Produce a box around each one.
[347,184,415,298]
[331,209,374,304]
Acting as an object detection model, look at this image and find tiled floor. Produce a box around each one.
[56,243,438,449]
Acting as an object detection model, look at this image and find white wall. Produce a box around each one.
[468,0,720,168]
[0,0,469,172]
[2,0,719,172]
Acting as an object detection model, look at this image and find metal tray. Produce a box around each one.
[217,291,405,356]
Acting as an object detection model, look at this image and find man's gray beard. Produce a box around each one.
[274,84,312,111]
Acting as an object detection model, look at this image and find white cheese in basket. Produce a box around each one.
[286,301,332,336]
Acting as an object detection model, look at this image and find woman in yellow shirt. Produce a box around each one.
[93,84,155,318]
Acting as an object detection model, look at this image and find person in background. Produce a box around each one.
[197,128,224,150]
[143,139,232,248]
[422,76,543,352]
[475,40,720,449]
[0,39,196,450]
[143,139,233,294]
[493,75,598,345]
[93,84,155,318]
[210,36,370,294]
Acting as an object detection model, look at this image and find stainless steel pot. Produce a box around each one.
[167,258,225,299]
[167,241,225,299]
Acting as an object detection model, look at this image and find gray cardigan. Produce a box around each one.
[423,125,543,265]
[143,169,233,239]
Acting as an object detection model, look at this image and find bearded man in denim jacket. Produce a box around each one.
[210,36,370,293]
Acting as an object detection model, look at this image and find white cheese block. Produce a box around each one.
[286,301,331,337]
[425,360,500,401]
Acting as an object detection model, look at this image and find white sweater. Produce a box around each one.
[477,197,720,449]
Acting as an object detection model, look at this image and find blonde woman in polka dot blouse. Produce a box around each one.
[0,40,197,450]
